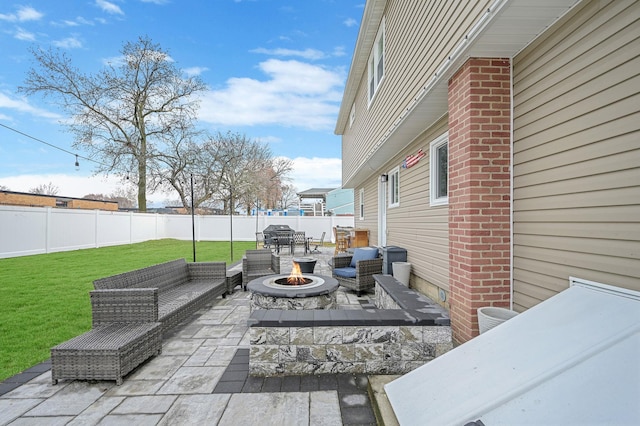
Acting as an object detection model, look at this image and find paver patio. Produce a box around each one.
[0,246,378,425]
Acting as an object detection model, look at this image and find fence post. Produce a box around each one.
[95,209,100,248]
[45,207,52,254]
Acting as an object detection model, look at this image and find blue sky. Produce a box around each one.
[0,0,362,205]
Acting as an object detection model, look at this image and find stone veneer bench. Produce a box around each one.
[247,274,452,376]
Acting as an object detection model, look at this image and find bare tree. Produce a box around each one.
[20,36,207,211]
[278,183,299,210]
[210,132,292,215]
[150,127,222,214]
[83,187,136,209]
[29,182,59,195]
[0,185,9,191]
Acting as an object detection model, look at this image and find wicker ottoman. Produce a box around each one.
[51,322,162,385]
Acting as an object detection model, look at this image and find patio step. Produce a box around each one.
[368,375,401,426]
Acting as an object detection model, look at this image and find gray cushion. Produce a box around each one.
[350,247,379,267]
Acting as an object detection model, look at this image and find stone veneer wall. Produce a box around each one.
[249,324,452,376]
[375,283,401,309]
[249,278,453,376]
[251,292,336,310]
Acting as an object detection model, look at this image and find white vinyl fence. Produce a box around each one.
[0,205,354,259]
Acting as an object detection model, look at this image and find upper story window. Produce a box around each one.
[359,188,365,220]
[368,18,385,104]
[430,133,448,206]
[388,166,399,208]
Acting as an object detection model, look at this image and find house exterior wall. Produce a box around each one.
[0,192,56,208]
[326,188,354,216]
[338,0,639,344]
[512,0,640,310]
[0,191,118,211]
[340,0,492,184]
[352,116,450,296]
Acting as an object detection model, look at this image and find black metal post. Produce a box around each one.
[191,173,196,262]
[229,189,234,262]
[255,196,259,249]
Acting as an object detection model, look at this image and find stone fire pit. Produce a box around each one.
[247,274,339,310]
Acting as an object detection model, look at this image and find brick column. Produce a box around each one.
[447,58,512,344]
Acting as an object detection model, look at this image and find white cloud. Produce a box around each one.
[96,0,124,15]
[55,16,95,27]
[255,135,282,145]
[0,6,43,22]
[199,59,345,131]
[0,92,63,120]
[14,27,36,41]
[251,47,326,60]
[53,37,83,49]
[17,6,43,21]
[140,0,170,4]
[183,66,208,77]
[288,156,342,191]
[332,46,346,57]
[343,18,358,27]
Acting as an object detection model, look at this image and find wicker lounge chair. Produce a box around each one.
[242,249,280,290]
[331,247,383,296]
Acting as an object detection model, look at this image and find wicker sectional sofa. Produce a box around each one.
[92,259,228,336]
[51,259,227,385]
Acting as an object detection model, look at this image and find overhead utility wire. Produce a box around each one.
[0,122,102,166]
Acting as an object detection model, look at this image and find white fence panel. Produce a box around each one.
[0,204,355,259]
[0,206,48,257]
[49,208,98,252]
[97,211,135,247]
[131,212,163,243]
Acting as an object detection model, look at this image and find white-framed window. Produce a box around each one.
[430,133,448,206]
[367,18,385,104]
[359,188,365,220]
[388,167,399,208]
[349,103,356,128]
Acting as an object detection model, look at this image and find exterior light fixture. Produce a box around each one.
[380,174,388,183]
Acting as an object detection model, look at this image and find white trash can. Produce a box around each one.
[392,262,411,286]
[477,306,518,334]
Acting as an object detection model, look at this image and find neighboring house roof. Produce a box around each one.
[385,278,640,425]
[335,0,581,188]
[296,188,337,199]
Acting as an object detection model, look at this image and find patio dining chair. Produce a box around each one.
[293,231,308,255]
[310,231,326,253]
[334,227,349,255]
[255,232,269,249]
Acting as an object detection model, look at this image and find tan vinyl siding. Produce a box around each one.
[342,0,491,182]
[512,0,640,310]
[357,179,380,245]
[384,117,450,290]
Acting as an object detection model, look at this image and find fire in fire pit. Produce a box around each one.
[276,261,312,286]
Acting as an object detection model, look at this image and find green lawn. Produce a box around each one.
[0,239,254,382]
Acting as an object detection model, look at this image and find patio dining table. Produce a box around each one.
[273,230,294,254]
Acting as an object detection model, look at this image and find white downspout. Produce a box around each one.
[509,59,515,310]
